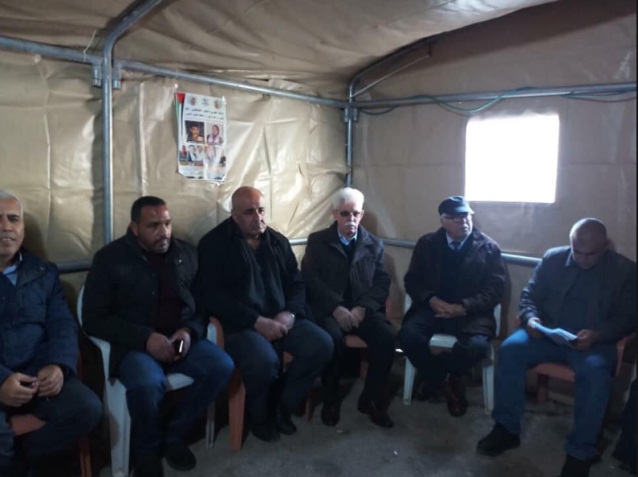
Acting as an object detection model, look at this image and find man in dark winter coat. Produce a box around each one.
[196,186,333,444]
[399,195,505,417]
[302,187,395,428]
[83,196,233,477]
[0,190,101,477]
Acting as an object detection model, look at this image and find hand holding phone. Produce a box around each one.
[173,339,185,355]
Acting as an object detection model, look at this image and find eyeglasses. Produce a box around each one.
[441,213,471,222]
[339,210,362,218]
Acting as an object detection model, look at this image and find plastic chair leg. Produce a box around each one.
[106,381,131,477]
[483,363,494,415]
[205,403,215,448]
[403,358,416,405]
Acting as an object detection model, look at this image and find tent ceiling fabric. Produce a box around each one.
[0,0,557,94]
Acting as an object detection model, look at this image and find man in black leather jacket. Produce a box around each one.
[83,196,233,477]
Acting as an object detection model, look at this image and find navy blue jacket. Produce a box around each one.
[519,246,636,343]
[0,250,78,384]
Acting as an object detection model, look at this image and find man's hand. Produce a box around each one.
[146,332,176,363]
[526,317,543,339]
[332,306,358,332]
[254,316,288,341]
[170,328,192,361]
[37,365,64,398]
[0,373,38,407]
[350,306,366,327]
[274,311,296,331]
[572,329,600,351]
[430,297,466,319]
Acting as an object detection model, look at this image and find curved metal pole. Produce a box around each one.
[345,37,436,187]
[356,82,636,109]
[101,0,164,244]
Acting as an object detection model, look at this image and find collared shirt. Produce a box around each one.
[2,251,22,286]
[338,230,358,246]
[446,234,469,251]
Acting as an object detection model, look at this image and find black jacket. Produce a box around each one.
[404,227,506,336]
[301,223,390,321]
[82,229,203,377]
[196,218,306,334]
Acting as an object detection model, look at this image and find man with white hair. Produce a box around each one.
[477,218,636,477]
[302,187,395,428]
[0,191,102,477]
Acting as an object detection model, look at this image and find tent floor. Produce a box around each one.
[95,357,630,477]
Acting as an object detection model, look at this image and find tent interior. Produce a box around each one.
[0,0,635,475]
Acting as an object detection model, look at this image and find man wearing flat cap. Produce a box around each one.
[398,196,505,417]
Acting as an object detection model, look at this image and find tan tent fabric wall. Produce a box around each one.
[353,0,636,329]
[0,54,346,286]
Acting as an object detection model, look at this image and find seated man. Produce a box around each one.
[0,191,102,477]
[301,187,395,428]
[398,196,505,417]
[477,218,636,477]
[82,196,233,477]
[196,186,333,443]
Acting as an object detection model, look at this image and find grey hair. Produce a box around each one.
[0,190,23,217]
[332,187,364,210]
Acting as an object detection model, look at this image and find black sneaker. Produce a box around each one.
[164,440,196,471]
[559,455,591,477]
[275,403,297,435]
[476,424,521,457]
[250,420,280,442]
[134,452,164,477]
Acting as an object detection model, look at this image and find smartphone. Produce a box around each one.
[174,339,184,355]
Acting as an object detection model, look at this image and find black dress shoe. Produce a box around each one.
[275,403,297,435]
[443,375,468,417]
[164,440,196,471]
[559,455,591,477]
[415,381,445,402]
[357,397,394,428]
[250,420,280,442]
[321,401,341,427]
[134,451,164,477]
[476,424,521,457]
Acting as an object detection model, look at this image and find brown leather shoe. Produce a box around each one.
[443,375,468,417]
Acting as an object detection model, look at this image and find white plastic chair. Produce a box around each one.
[401,294,501,415]
[77,286,216,477]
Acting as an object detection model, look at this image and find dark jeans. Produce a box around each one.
[492,329,617,461]
[0,376,102,471]
[225,319,333,424]
[319,312,395,405]
[116,339,233,453]
[398,306,490,386]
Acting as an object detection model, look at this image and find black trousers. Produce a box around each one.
[319,311,395,405]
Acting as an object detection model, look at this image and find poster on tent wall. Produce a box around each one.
[175,92,228,181]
